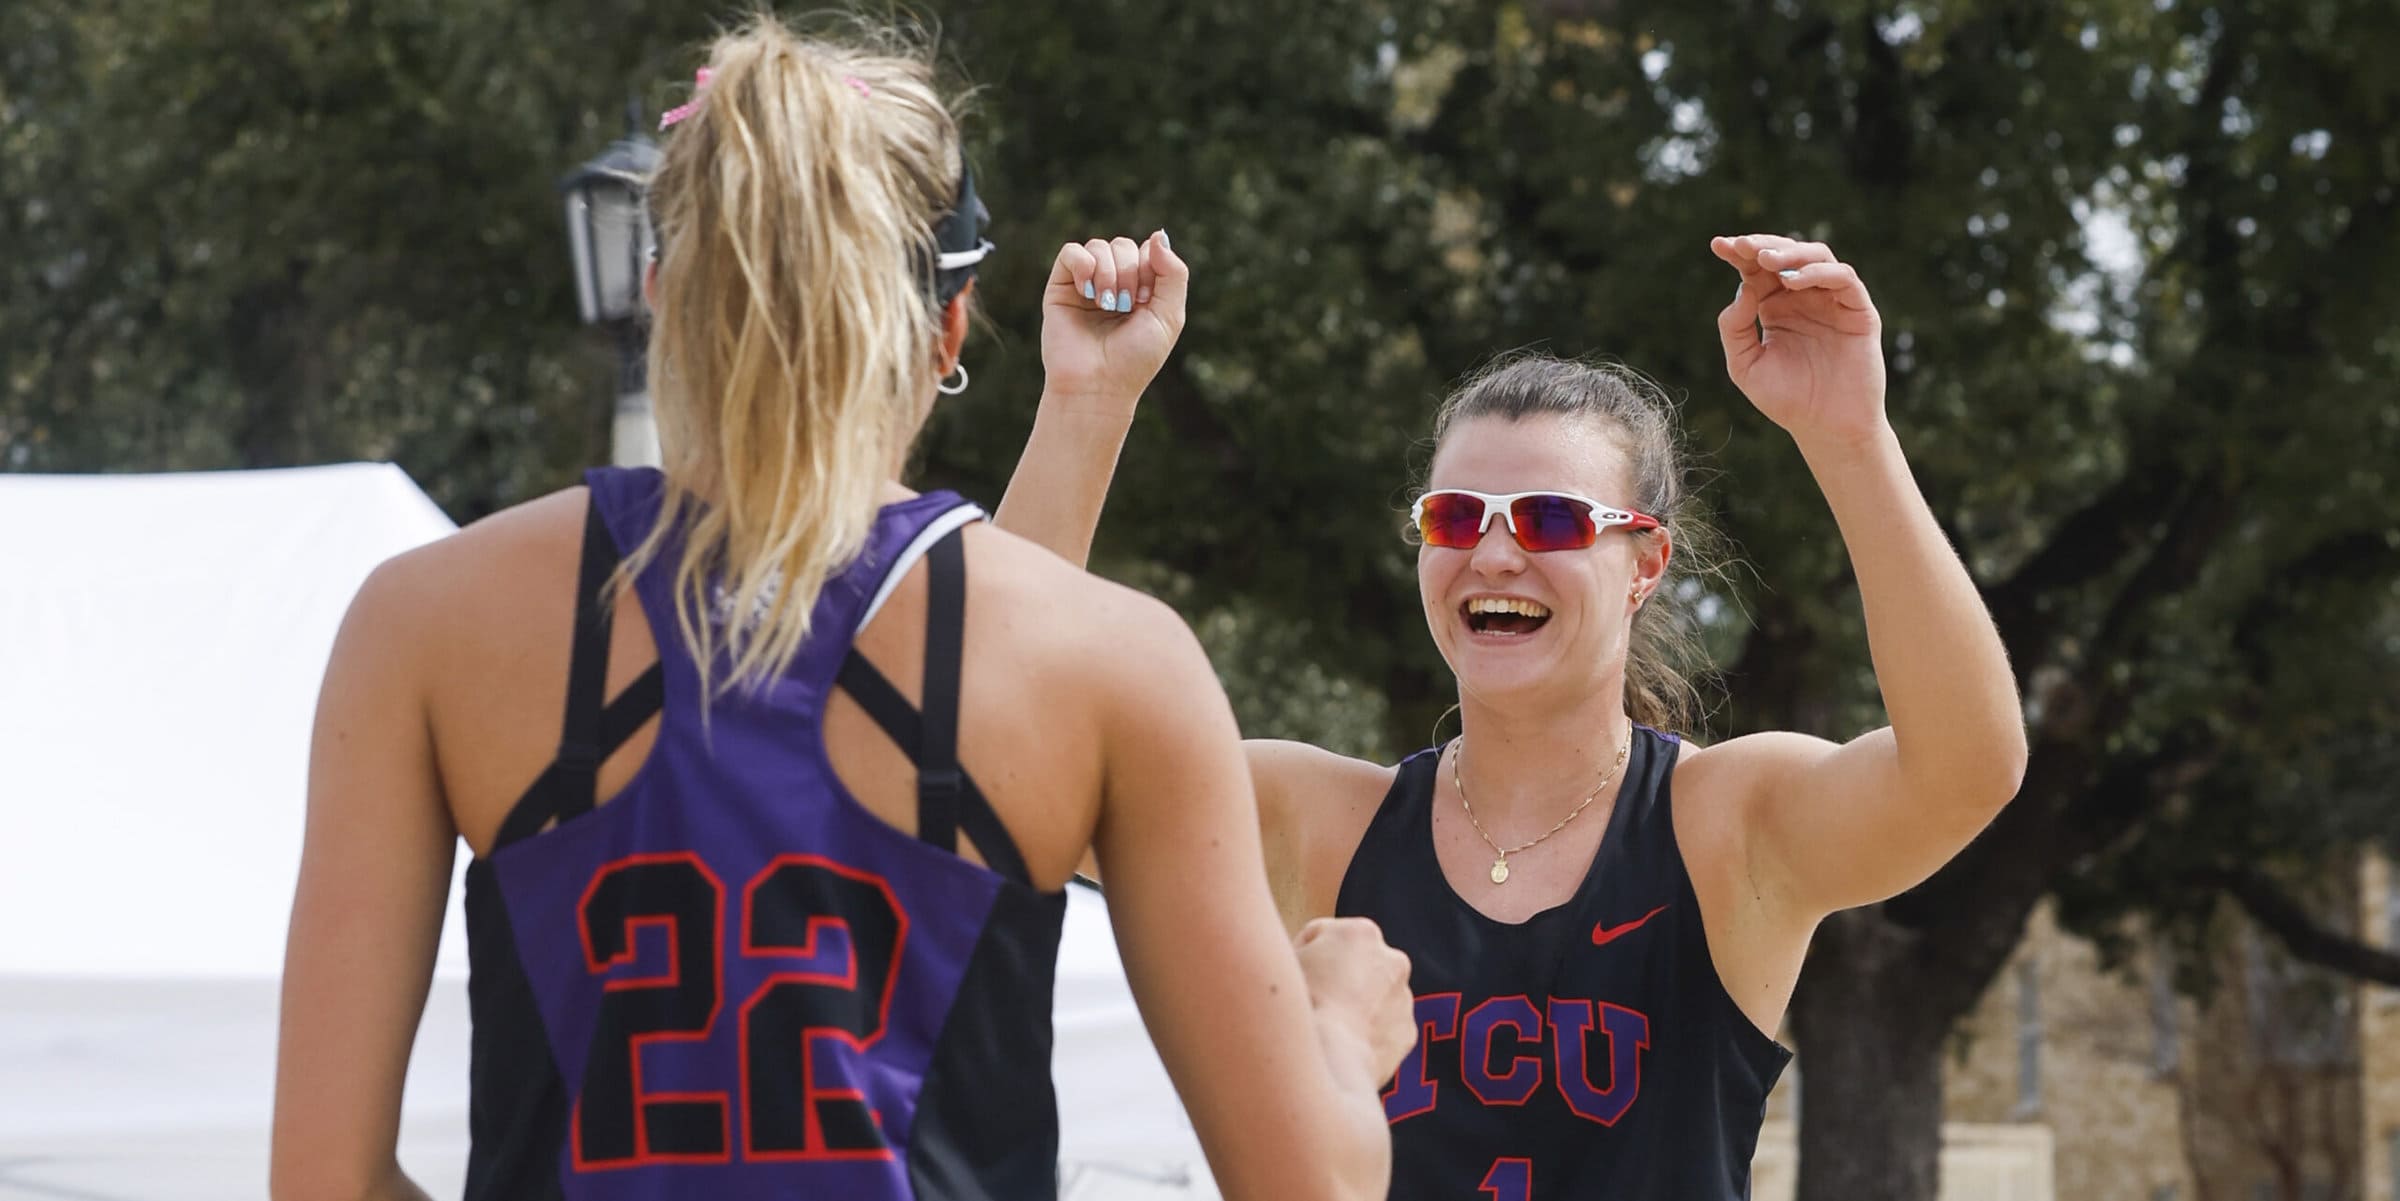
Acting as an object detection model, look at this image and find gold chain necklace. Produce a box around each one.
[1451,727,1632,885]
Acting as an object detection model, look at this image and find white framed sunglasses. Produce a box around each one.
[1409,489,1661,552]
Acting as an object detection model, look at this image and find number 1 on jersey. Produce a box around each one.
[1480,1157,1532,1201]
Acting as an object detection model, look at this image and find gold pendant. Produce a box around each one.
[1490,858,1510,884]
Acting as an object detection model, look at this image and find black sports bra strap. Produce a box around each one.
[552,498,622,823]
[833,598,1033,883]
[491,665,664,851]
[916,529,969,855]
[948,773,1029,885]
[596,663,664,753]
[835,653,920,746]
[489,499,647,853]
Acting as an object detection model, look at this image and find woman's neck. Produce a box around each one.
[1451,684,1635,826]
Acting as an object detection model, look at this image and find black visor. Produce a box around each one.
[929,166,993,304]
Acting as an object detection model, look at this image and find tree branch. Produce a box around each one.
[2087,481,2232,658]
[2200,865,2400,987]
[2233,530,2400,663]
[1984,11,2264,680]
[1984,460,2182,668]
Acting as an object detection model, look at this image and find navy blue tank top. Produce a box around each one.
[1335,728,1791,1200]
[462,466,1067,1201]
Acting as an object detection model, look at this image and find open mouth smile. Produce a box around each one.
[1462,596,1552,637]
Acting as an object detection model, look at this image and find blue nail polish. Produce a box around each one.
[1778,269,1800,280]
[1098,290,1112,311]
[1082,281,1095,300]
[1108,290,1123,311]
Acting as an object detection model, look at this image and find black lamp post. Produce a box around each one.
[560,125,662,466]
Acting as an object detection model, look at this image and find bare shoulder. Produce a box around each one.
[425,484,588,589]
[1244,740,1394,927]
[342,485,573,628]
[1672,730,1840,809]
[957,521,1204,684]
[1666,731,1837,891]
[365,486,593,707]
[1245,740,1394,820]
[378,481,581,594]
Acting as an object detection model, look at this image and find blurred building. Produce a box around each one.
[1751,854,2400,1201]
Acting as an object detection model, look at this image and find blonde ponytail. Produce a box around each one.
[631,14,965,701]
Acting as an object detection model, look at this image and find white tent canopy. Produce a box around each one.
[0,463,467,978]
[0,464,1212,1199]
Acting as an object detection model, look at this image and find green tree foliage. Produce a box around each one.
[8,2,2400,1196]
[2,0,692,511]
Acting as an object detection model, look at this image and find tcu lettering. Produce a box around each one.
[1382,993,1651,1126]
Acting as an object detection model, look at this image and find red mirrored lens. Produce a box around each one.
[1508,494,1599,551]
[1417,493,1490,548]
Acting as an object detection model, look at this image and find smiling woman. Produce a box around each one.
[1411,357,1711,733]
[1462,593,1553,636]
[1003,234,2030,1201]
[1415,484,1665,638]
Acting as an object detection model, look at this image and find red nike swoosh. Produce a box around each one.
[1592,904,1671,946]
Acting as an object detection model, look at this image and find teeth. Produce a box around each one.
[1466,597,1551,619]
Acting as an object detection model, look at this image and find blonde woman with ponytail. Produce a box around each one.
[1010,239,2029,1198]
[272,16,1410,1201]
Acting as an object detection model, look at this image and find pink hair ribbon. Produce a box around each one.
[658,68,713,131]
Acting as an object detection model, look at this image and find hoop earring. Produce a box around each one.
[936,362,970,396]
[1427,701,1463,752]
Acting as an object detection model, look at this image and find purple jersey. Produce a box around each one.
[462,467,1066,1201]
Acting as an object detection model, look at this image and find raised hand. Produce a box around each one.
[1711,234,1887,446]
[1041,230,1187,420]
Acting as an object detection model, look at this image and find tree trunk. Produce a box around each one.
[1790,908,1950,1201]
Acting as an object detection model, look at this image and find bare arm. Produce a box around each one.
[1091,598,1404,1201]
[270,561,452,1201]
[1076,738,1375,934]
[1245,739,1395,936]
[1709,235,2029,919]
[1247,741,1319,934]
[1007,238,1407,1188]
[994,405,1134,569]
[992,232,1184,568]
